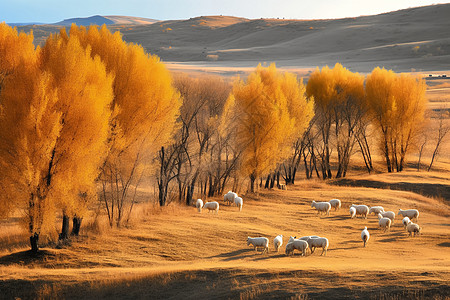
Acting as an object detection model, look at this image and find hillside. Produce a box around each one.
[1,175,449,298]
[14,3,450,72]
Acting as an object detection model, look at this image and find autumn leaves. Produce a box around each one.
[0,24,180,251]
[0,23,428,252]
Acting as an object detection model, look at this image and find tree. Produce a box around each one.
[428,109,450,171]
[0,25,113,252]
[366,67,427,172]
[224,64,313,192]
[69,25,180,225]
[306,63,365,178]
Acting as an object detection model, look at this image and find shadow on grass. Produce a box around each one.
[0,249,55,266]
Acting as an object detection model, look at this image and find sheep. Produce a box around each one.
[273,235,283,252]
[377,213,392,232]
[402,216,411,230]
[379,211,395,224]
[406,222,421,237]
[398,209,419,221]
[285,240,309,256]
[234,196,243,211]
[329,199,341,211]
[195,199,203,213]
[311,201,331,216]
[351,204,369,219]
[203,201,219,214]
[288,236,297,243]
[223,191,237,206]
[307,237,329,256]
[369,206,385,216]
[349,207,356,219]
[361,227,370,247]
[298,235,320,241]
[247,237,269,254]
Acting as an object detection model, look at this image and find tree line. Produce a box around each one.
[0,24,436,253]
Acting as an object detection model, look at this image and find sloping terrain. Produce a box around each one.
[0,178,449,299]
[15,4,450,72]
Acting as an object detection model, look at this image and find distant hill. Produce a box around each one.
[54,15,115,26]
[53,15,158,26]
[15,4,450,72]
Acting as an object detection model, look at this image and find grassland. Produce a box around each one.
[1,168,449,299]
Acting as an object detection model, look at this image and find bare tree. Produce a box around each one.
[428,109,450,171]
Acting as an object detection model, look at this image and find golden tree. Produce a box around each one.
[0,26,113,251]
[224,64,313,192]
[69,25,181,225]
[366,67,427,172]
[306,63,365,179]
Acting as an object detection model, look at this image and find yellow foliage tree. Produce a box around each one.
[0,25,113,251]
[306,63,365,178]
[366,67,427,172]
[224,64,313,192]
[69,25,181,226]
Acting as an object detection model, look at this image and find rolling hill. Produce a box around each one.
[14,3,450,72]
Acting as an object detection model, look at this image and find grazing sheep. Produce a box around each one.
[203,201,219,214]
[195,199,203,213]
[307,237,329,256]
[298,235,320,241]
[369,206,385,216]
[247,237,269,254]
[406,222,421,237]
[311,201,332,216]
[329,199,341,211]
[351,204,369,219]
[224,191,237,206]
[379,211,395,224]
[234,196,243,211]
[285,240,309,256]
[361,227,370,247]
[398,209,419,221]
[402,217,411,230]
[273,235,283,252]
[349,207,356,219]
[377,213,392,232]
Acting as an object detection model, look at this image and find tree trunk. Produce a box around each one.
[71,217,82,236]
[383,138,392,173]
[264,174,270,189]
[270,173,275,189]
[250,174,256,193]
[30,233,39,253]
[59,214,70,240]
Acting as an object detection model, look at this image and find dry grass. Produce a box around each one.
[0,171,449,298]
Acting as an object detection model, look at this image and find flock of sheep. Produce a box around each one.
[195,192,422,257]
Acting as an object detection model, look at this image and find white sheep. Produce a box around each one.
[369,206,385,216]
[406,222,421,237]
[351,204,369,219]
[298,235,320,241]
[247,237,269,254]
[379,211,395,224]
[349,207,356,219]
[234,196,243,211]
[285,240,309,256]
[195,199,203,213]
[361,227,370,247]
[203,201,219,214]
[377,213,392,232]
[398,209,419,221]
[223,191,237,206]
[311,201,331,216]
[307,237,329,256]
[273,235,283,252]
[329,199,341,211]
[402,216,411,230]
